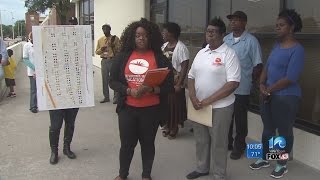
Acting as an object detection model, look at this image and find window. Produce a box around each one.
[79,0,94,55]
[168,0,208,57]
[230,0,280,32]
[210,0,231,23]
[150,0,168,27]
[287,0,320,33]
[168,0,207,33]
[79,0,94,25]
[286,0,320,132]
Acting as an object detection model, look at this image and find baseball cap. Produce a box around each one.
[227,11,247,21]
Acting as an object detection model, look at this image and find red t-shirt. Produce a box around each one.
[125,50,160,107]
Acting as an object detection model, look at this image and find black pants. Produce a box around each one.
[49,108,79,131]
[228,95,249,152]
[118,105,160,179]
[29,76,37,110]
[261,95,299,165]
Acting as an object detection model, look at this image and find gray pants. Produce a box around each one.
[29,76,37,110]
[101,58,118,100]
[193,104,233,180]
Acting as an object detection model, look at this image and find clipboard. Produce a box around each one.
[187,98,213,127]
[143,67,170,87]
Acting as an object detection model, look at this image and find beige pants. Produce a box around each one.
[193,104,234,180]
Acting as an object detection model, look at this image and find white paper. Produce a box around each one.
[187,98,213,127]
[32,25,94,111]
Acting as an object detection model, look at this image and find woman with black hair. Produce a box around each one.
[249,9,304,179]
[161,22,190,139]
[109,18,174,180]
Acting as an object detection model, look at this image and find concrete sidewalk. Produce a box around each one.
[0,64,319,180]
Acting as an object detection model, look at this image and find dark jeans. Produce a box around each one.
[228,95,249,152]
[118,105,160,179]
[260,95,299,165]
[29,76,37,110]
[49,108,79,131]
[101,58,115,100]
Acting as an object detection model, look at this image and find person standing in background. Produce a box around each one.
[187,17,240,180]
[161,22,189,139]
[23,33,38,113]
[47,17,82,165]
[249,9,304,179]
[96,24,121,104]
[224,11,263,160]
[0,37,9,79]
[4,49,17,97]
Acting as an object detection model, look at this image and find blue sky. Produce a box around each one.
[0,0,27,25]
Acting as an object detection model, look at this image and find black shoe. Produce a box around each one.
[63,124,76,159]
[100,98,110,103]
[30,108,38,113]
[228,144,233,151]
[63,146,76,159]
[186,171,209,179]
[249,159,270,170]
[270,164,288,178]
[50,152,58,164]
[49,129,60,165]
[230,150,243,160]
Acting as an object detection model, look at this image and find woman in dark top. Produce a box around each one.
[161,22,190,139]
[249,9,304,179]
[110,18,174,180]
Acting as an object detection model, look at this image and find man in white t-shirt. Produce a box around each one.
[186,17,241,180]
[23,33,38,113]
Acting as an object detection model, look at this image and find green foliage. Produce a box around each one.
[14,20,26,37]
[2,25,12,38]
[25,0,55,13]
[25,0,72,25]
[1,20,26,38]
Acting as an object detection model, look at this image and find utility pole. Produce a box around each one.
[11,11,14,39]
[0,10,3,39]
[17,22,19,37]
[20,22,22,38]
[20,21,23,38]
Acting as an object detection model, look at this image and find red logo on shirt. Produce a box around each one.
[212,58,222,65]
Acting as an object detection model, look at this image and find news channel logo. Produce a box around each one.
[269,136,286,149]
[267,136,289,160]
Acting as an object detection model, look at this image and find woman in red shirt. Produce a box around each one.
[110,18,174,180]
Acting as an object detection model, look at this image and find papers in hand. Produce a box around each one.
[187,98,213,127]
[143,67,170,87]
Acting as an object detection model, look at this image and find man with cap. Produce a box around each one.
[224,11,263,160]
[95,23,121,104]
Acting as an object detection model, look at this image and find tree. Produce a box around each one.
[25,0,72,25]
[14,20,26,38]
[1,24,13,38]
